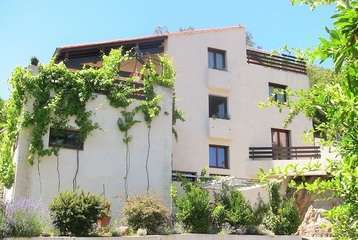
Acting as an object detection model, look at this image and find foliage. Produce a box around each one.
[99,198,111,218]
[262,183,300,235]
[325,203,357,240]
[261,1,357,238]
[5,199,44,237]
[307,65,339,87]
[0,202,9,238]
[30,57,39,66]
[123,195,169,234]
[246,31,255,47]
[0,98,6,129]
[171,178,213,233]
[0,48,177,189]
[212,184,256,230]
[49,191,106,236]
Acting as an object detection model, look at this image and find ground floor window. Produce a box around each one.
[209,145,229,168]
[49,128,83,150]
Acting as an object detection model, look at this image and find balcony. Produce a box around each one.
[209,118,232,140]
[249,146,320,160]
[246,49,307,75]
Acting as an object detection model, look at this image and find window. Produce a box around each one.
[49,128,83,150]
[209,145,229,168]
[271,128,290,159]
[208,48,226,70]
[209,95,229,119]
[269,83,287,103]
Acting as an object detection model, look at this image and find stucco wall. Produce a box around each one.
[8,86,173,215]
[167,27,314,179]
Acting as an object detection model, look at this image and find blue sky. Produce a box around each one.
[0,0,335,99]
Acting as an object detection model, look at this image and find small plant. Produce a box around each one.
[263,182,301,235]
[98,199,111,227]
[5,199,43,237]
[123,195,169,234]
[212,184,256,232]
[171,179,213,233]
[49,191,105,236]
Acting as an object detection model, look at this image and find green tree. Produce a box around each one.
[261,1,357,239]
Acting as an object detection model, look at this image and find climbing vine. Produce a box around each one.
[0,48,179,190]
[117,109,140,200]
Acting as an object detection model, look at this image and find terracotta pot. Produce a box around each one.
[98,216,111,227]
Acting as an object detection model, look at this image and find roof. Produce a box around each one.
[53,25,245,58]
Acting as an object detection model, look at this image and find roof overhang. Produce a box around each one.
[54,34,168,63]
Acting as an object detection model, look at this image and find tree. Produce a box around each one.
[179,26,195,32]
[260,1,357,239]
[246,31,255,47]
[0,98,5,129]
[153,26,169,35]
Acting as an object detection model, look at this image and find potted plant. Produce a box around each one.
[98,199,111,227]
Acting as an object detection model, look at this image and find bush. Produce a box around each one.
[123,195,169,234]
[5,199,43,237]
[0,210,9,238]
[212,184,256,231]
[172,181,212,233]
[49,191,106,236]
[263,183,301,235]
[263,199,300,235]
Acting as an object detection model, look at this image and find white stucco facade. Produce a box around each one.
[8,86,173,215]
[166,26,318,178]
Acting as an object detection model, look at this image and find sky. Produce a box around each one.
[0,0,335,99]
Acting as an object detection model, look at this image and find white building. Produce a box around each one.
[8,26,323,213]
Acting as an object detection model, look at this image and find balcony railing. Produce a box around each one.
[247,49,307,75]
[249,146,320,160]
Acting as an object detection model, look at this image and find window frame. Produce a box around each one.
[49,128,84,150]
[208,48,226,70]
[209,95,229,119]
[268,82,287,103]
[209,144,229,169]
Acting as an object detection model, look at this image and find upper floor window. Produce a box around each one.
[49,128,84,150]
[209,145,229,169]
[269,83,287,103]
[209,95,229,119]
[208,48,226,70]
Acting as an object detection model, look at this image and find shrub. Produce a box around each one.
[171,181,212,233]
[49,191,105,236]
[263,199,300,235]
[212,184,256,231]
[5,199,43,237]
[0,210,9,238]
[0,201,8,238]
[123,195,169,234]
[263,182,301,235]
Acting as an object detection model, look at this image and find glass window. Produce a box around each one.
[208,51,215,69]
[215,52,225,69]
[269,83,287,103]
[49,128,83,150]
[209,145,229,168]
[271,128,291,159]
[208,48,226,70]
[209,95,228,119]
